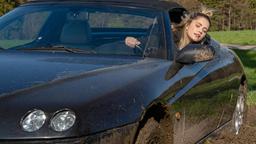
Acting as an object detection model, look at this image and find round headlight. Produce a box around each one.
[50,110,76,132]
[21,109,46,132]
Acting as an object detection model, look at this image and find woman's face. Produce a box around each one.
[185,17,210,42]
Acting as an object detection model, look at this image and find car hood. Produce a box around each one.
[0,51,139,95]
[0,51,176,139]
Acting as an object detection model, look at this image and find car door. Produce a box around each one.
[169,48,241,144]
[165,61,222,143]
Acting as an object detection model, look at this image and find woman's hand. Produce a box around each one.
[125,37,141,48]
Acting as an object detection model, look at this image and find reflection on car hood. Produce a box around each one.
[0,51,140,95]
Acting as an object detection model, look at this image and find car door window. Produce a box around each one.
[88,11,162,57]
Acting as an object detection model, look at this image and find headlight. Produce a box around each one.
[50,110,76,132]
[21,109,46,132]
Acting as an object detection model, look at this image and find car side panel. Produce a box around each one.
[168,47,244,143]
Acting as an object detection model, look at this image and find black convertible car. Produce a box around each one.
[0,0,247,144]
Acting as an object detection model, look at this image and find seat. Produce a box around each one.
[60,20,91,45]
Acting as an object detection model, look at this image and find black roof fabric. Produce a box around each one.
[26,0,185,11]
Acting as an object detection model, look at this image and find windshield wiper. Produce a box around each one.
[17,45,96,54]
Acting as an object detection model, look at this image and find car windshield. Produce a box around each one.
[0,3,164,58]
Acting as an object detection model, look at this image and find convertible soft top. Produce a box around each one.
[26,0,185,11]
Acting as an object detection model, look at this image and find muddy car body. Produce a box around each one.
[0,0,247,143]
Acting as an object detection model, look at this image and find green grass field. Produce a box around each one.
[209,30,256,45]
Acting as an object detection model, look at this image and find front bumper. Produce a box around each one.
[0,122,139,144]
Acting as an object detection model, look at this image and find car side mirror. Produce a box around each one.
[175,44,215,64]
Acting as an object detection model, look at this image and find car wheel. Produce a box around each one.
[232,83,247,135]
[135,116,173,144]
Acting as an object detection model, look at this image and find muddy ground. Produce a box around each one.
[205,106,256,144]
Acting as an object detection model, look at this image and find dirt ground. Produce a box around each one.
[205,106,256,144]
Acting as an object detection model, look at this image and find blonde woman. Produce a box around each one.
[125,7,214,50]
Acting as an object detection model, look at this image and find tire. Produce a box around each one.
[232,83,248,135]
[135,116,173,144]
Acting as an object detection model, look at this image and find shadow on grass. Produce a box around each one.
[233,49,256,90]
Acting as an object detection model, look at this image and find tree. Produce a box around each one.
[199,0,256,30]
[173,0,201,11]
[0,0,27,16]
[248,0,256,29]
[0,0,15,16]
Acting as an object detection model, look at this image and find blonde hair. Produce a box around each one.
[200,5,214,17]
[174,6,214,49]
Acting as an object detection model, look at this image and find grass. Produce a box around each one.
[248,91,256,105]
[209,30,256,45]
